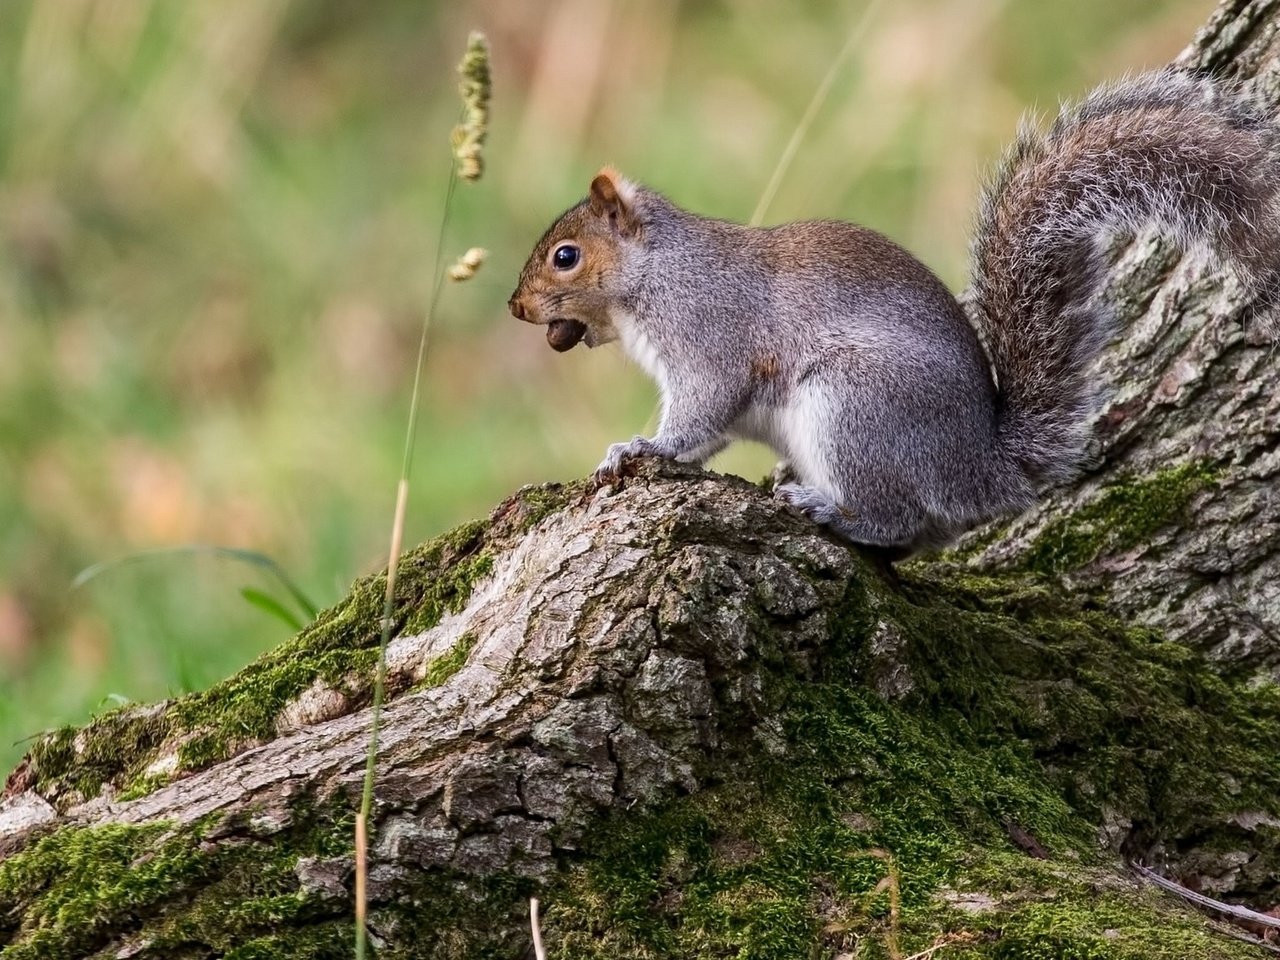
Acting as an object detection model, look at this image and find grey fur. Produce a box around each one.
[512,71,1280,556]
[973,69,1280,486]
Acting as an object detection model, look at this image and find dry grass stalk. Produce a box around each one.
[749,0,885,227]
[530,897,547,960]
[354,31,489,960]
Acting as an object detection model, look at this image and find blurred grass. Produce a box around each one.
[0,0,1210,773]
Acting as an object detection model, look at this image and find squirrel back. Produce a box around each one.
[972,69,1280,487]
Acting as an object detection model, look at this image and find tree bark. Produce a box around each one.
[5,3,1280,958]
[966,0,1280,674]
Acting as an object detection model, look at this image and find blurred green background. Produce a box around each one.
[0,0,1210,772]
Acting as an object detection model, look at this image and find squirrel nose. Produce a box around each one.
[508,296,528,322]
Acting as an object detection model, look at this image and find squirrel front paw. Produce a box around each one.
[594,436,658,482]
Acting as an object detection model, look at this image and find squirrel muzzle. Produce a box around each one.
[508,293,588,352]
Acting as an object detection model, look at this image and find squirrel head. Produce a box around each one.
[509,167,645,352]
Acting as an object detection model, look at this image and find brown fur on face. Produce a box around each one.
[508,168,642,351]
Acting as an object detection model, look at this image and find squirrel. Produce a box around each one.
[508,70,1280,557]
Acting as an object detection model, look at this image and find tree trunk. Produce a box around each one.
[965,0,1280,674]
[5,3,1280,957]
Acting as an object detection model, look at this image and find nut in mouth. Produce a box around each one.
[546,318,587,352]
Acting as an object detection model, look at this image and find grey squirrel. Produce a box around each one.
[508,70,1280,556]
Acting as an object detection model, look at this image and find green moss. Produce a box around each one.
[0,799,359,959]
[891,566,1280,856]
[9,474,1278,957]
[399,520,493,635]
[526,566,1280,959]
[376,870,540,960]
[177,517,487,767]
[22,482,590,803]
[27,706,170,803]
[415,631,478,691]
[0,822,209,958]
[537,677,1260,960]
[26,516,500,805]
[981,890,1258,960]
[1019,460,1220,575]
[117,771,171,801]
[8,564,1277,958]
[171,640,381,772]
[220,924,354,960]
[507,482,578,531]
[521,569,1084,957]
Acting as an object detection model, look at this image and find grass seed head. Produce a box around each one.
[448,246,487,281]
[452,32,491,182]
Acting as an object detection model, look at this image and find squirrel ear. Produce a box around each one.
[588,166,640,235]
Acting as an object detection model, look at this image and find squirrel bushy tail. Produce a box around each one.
[971,69,1280,486]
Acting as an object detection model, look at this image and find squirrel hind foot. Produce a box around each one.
[774,483,929,557]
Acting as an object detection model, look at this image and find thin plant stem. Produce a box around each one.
[900,933,979,960]
[749,0,885,227]
[530,897,547,960]
[354,814,369,940]
[399,165,461,489]
[1132,863,1280,931]
[354,156,460,960]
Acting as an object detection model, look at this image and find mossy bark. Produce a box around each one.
[6,2,1280,957]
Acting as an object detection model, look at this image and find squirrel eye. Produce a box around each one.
[552,244,580,271]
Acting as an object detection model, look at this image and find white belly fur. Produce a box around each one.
[611,310,836,501]
[614,310,667,387]
[734,385,840,501]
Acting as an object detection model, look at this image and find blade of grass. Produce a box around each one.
[355,812,369,947]
[749,0,885,227]
[354,100,465,960]
[73,544,318,621]
[239,587,306,632]
[354,172,458,959]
